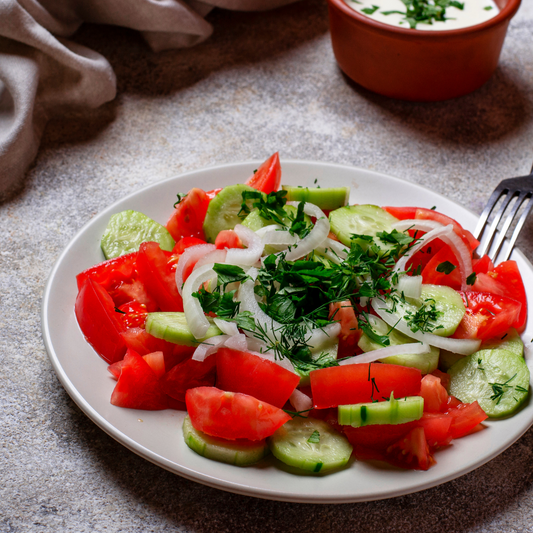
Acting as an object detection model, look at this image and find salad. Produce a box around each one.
[74,153,530,473]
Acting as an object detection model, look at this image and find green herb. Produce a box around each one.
[173,192,188,207]
[466,272,477,285]
[239,190,288,224]
[308,430,321,443]
[484,5,493,9]
[114,307,126,314]
[384,0,465,29]
[404,299,443,334]
[489,374,517,404]
[362,4,380,14]
[436,261,457,275]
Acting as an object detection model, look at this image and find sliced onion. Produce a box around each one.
[225,224,264,266]
[281,202,330,261]
[175,243,216,296]
[194,249,227,271]
[290,389,313,416]
[182,264,217,339]
[213,318,239,337]
[192,335,229,361]
[224,333,249,352]
[371,297,481,355]
[339,342,431,365]
[397,274,422,299]
[259,225,299,247]
[315,238,349,264]
[306,322,341,350]
[393,219,473,291]
[238,267,284,343]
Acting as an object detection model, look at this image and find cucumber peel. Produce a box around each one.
[281,185,350,211]
[146,312,221,346]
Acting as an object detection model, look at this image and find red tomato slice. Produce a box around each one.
[421,246,461,289]
[342,421,418,451]
[329,301,361,358]
[108,350,166,380]
[109,279,158,311]
[310,363,422,409]
[215,230,244,250]
[420,374,449,413]
[186,386,291,440]
[75,278,127,364]
[446,401,488,439]
[453,291,522,340]
[490,261,527,331]
[110,349,169,410]
[386,426,436,470]
[216,348,299,408]
[136,242,184,312]
[160,356,216,402]
[117,301,148,329]
[245,152,282,194]
[172,237,207,255]
[166,188,210,242]
[76,252,137,291]
[206,188,222,200]
[416,413,453,448]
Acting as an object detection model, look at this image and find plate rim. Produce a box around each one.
[41,158,533,504]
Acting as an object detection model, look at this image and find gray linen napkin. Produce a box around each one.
[0,0,298,198]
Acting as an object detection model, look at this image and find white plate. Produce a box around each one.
[42,160,533,504]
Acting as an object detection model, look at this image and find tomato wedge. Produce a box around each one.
[453,291,522,340]
[216,348,299,408]
[76,252,137,291]
[110,349,169,410]
[166,188,210,242]
[386,427,436,470]
[186,387,291,440]
[310,363,422,409]
[245,152,282,194]
[75,278,126,364]
[329,301,361,358]
[136,242,184,312]
[160,356,216,402]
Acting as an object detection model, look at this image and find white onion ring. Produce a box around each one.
[192,335,230,361]
[371,297,481,355]
[315,238,349,264]
[182,264,217,339]
[393,220,473,291]
[225,224,264,266]
[194,249,227,271]
[259,225,299,247]
[339,342,431,365]
[175,243,216,296]
[213,318,239,337]
[281,202,330,261]
[290,389,313,416]
[224,333,249,352]
[397,274,423,299]
[306,323,342,350]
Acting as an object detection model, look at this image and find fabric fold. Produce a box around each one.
[0,0,299,198]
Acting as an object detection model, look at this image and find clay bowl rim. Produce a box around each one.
[328,0,522,40]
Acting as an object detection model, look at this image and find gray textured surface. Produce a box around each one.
[3,0,533,530]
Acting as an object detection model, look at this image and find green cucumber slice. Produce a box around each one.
[145,312,221,346]
[101,210,175,259]
[395,284,465,337]
[203,184,257,243]
[448,348,530,418]
[268,417,353,473]
[481,328,524,357]
[328,204,398,250]
[358,315,439,373]
[281,186,349,211]
[338,395,424,427]
[183,415,270,466]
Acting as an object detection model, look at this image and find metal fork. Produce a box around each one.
[474,163,533,262]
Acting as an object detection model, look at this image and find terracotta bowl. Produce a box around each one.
[327,0,521,101]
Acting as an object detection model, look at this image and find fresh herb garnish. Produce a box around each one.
[308,430,321,443]
[404,298,443,333]
[436,261,457,275]
[382,0,465,29]
[173,192,188,207]
[466,272,477,285]
[362,4,380,14]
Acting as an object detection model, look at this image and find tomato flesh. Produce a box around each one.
[245,152,282,194]
[310,363,422,409]
[166,188,210,242]
[329,301,361,358]
[186,386,291,440]
[216,348,299,408]
[160,356,216,402]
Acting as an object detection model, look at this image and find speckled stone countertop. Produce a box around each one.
[3,1,533,531]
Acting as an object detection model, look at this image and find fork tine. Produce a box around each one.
[500,194,533,262]
[490,190,529,261]
[475,186,516,258]
[474,187,505,241]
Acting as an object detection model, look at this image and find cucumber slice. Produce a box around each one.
[101,210,175,259]
[448,348,530,418]
[481,328,524,357]
[268,417,353,473]
[395,284,465,337]
[358,316,439,373]
[203,184,257,243]
[146,312,221,346]
[328,204,398,249]
[338,395,424,427]
[183,415,270,466]
[281,186,349,211]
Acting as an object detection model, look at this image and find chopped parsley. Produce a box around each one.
[382,0,465,29]
[436,261,457,275]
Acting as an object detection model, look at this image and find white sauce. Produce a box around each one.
[344,0,499,30]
